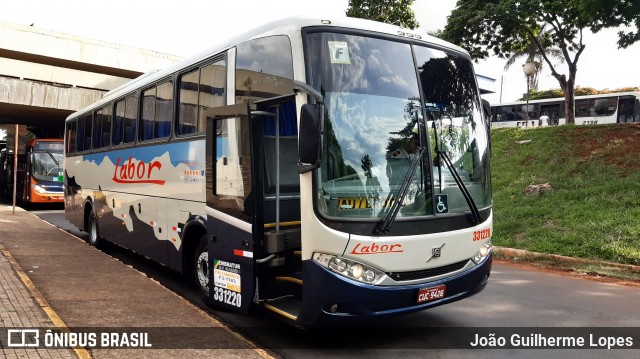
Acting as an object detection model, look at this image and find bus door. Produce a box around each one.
[251,96,303,322]
[204,103,256,314]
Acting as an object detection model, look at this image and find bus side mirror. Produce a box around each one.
[481,99,492,152]
[298,103,323,174]
[481,99,491,120]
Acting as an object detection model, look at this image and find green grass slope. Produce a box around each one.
[491,124,640,265]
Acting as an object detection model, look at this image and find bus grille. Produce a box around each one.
[385,259,469,282]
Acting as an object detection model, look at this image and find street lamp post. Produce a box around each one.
[523,62,536,126]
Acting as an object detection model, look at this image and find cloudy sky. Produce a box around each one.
[2,0,639,103]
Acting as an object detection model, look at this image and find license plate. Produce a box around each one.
[417,285,446,303]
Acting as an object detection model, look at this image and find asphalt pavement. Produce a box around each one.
[3,201,640,359]
[0,203,275,359]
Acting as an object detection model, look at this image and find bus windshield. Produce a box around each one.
[304,32,491,220]
[32,151,63,181]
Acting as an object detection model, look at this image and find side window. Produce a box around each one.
[66,120,77,155]
[76,117,84,152]
[592,97,616,116]
[76,114,92,152]
[199,61,226,132]
[102,105,112,148]
[575,99,590,117]
[124,95,137,143]
[114,96,137,145]
[178,60,226,135]
[178,69,199,135]
[93,109,103,149]
[141,81,173,141]
[141,87,156,141]
[114,100,125,146]
[235,36,294,104]
[92,106,111,150]
[155,81,173,138]
[210,118,252,220]
[84,115,93,151]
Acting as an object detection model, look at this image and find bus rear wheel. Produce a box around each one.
[195,236,210,302]
[88,209,102,248]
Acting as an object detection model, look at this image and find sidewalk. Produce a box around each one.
[0,204,274,359]
[1,240,77,359]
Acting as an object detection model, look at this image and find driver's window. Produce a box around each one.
[235,36,294,104]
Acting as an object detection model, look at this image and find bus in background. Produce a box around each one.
[0,139,64,203]
[64,17,493,327]
[490,91,640,128]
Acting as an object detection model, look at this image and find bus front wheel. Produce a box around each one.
[195,236,210,302]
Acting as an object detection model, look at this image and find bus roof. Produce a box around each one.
[66,16,469,121]
[493,91,640,107]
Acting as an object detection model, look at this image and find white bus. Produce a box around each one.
[490,91,640,128]
[64,17,493,327]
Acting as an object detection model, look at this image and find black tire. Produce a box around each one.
[88,209,102,248]
[194,235,210,302]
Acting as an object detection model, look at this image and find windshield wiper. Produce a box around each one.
[431,121,481,224]
[376,147,424,234]
[46,151,60,166]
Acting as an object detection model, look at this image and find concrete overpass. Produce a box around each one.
[0,22,182,138]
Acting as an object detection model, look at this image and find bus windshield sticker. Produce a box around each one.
[328,41,350,64]
[435,194,448,214]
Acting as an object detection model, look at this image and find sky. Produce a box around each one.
[2,0,639,104]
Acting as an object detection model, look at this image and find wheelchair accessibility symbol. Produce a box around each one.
[435,194,448,214]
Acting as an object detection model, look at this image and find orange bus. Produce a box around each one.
[0,139,64,203]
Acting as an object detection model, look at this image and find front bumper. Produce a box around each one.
[297,253,492,326]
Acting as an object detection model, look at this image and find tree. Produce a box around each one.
[346,0,419,29]
[441,0,640,124]
[503,26,564,91]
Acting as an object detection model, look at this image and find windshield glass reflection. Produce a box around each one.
[416,46,491,213]
[304,32,491,220]
[33,151,63,181]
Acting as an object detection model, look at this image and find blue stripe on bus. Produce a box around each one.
[81,140,205,167]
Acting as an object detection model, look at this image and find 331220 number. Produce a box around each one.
[213,287,241,308]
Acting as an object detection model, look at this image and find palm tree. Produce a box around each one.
[504,25,564,91]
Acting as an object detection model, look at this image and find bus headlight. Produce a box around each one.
[33,184,46,194]
[471,241,493,264]
[313,253,385,284]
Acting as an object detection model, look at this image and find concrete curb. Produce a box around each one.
[494,246,640,273]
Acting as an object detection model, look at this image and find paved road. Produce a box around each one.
[31,208,640,358]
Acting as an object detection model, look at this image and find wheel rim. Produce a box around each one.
[196,248,209,291]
